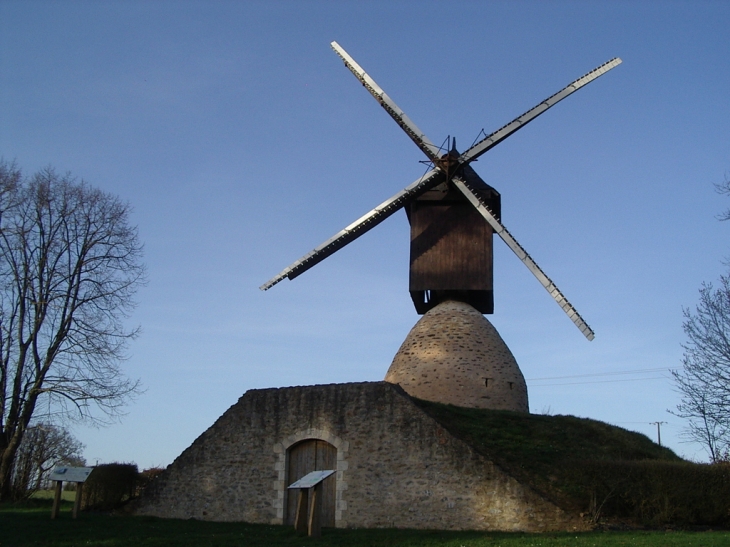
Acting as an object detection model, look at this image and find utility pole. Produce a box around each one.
[650,421,666,446]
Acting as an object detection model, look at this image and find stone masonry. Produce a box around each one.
[134,382,582,531]
[385,301,529,412]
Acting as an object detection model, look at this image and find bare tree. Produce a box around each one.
[0,161,145,500]
[11,423,85,498]
[714,174,730,222]
[671,276,730,462]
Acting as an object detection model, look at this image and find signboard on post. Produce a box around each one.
[49,466,94,520]
[49,467,93,483]
[287,470,334,490]
[287,470,335,538]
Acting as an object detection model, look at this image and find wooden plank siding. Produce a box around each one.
[285,440,336,527]
[407,165,500,314]
[409,201,493,291]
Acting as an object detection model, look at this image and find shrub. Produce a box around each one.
[82,463,139,511]
[136,467,165,496]
[582,460,730,526]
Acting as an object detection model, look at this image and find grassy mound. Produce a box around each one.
[415,400,730,526]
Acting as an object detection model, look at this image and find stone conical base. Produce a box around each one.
[384,300,529,412]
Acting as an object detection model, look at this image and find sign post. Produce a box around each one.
[287,470,335,538]
[48,466,94,519]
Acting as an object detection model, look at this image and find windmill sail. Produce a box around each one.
[331,39,621,171]
[451,176,595,341]
[259,169,445,291]
[331,41,443,162]
[261,42,619,340]
[459,57,622,165]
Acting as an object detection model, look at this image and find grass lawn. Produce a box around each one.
[31,490,78,502]
[2,502,729,547]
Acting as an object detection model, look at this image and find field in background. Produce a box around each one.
[2,502,729,547]
[31,490,78,502]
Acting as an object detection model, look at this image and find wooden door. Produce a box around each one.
[285,439,336,527]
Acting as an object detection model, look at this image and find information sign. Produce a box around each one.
[49,466,93,483]
[287,469,334,489]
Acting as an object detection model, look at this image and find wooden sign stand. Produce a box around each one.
[48,466,94,520]
[294,483,321,537]
[51,480,84,519]
[287,470,334,538]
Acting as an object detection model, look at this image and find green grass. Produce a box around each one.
[5,404,721,543]
[414,399,681,468]
[2,503,729,547]
[31,490,78,502]
[413,401,684,512]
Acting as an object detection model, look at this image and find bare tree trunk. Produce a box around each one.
[0,431,21,499]
[0,162,144,500]
[672,275,730,462]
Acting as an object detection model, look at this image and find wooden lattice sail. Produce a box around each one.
[262,41,622,341]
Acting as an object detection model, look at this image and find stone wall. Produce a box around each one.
[134,382,583,532]
[385,301,529,412]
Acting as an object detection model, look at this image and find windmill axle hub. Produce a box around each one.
[260,41,619,342]
[434,150,461,180]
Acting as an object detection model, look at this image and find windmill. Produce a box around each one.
[262,42,620,344]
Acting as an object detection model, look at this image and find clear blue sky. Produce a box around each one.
[1,1,729,467]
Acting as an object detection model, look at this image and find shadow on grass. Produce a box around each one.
[2,501,729,547]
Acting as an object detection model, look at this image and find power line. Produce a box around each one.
[527,367,675,382]
[650,421,667,446]
[528,375,669,387]
[610,421,680,428]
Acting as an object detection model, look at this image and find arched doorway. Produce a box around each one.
[285,439,336,527]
